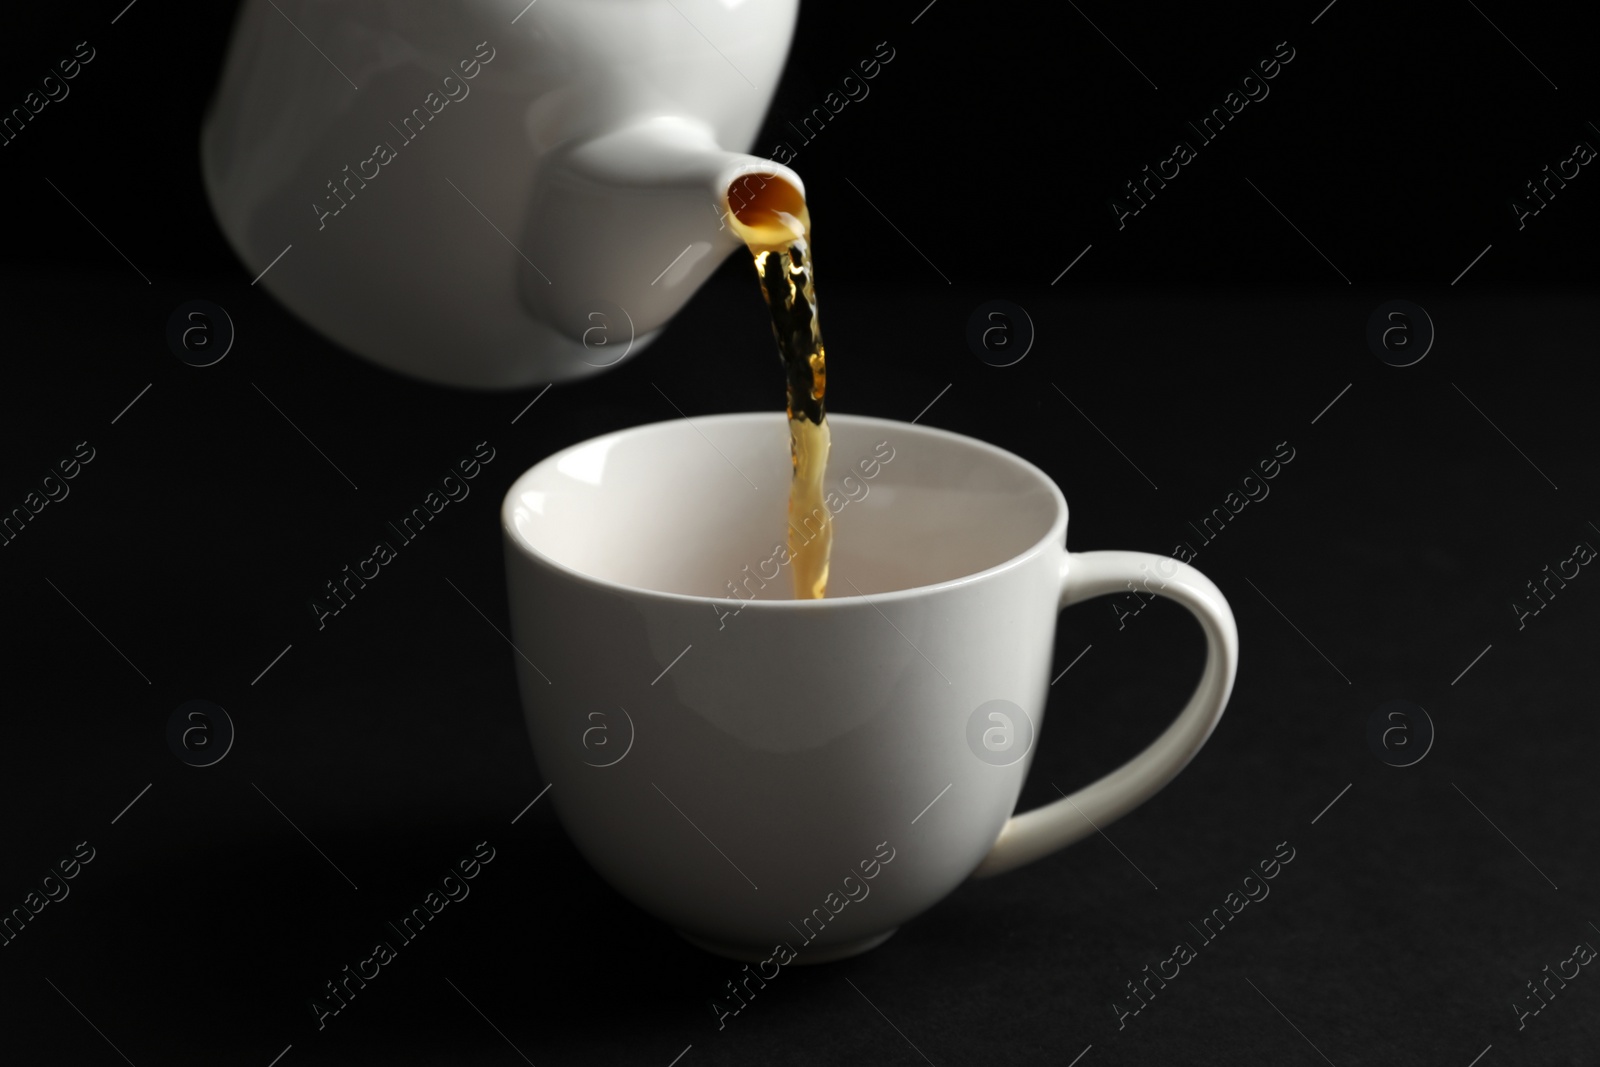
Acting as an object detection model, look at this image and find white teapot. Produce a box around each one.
[201,0,803,388]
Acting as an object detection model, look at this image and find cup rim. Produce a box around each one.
[501,411,1069,608]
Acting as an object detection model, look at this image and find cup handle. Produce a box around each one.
[970,550,1239,879]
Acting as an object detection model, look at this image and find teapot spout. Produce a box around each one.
[518,116,804,370]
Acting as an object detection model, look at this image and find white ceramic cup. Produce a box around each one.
[502,413,1238,962]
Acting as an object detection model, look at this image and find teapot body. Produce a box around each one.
[201,0,799,388]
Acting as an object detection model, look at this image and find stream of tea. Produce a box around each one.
[724,174,832,600]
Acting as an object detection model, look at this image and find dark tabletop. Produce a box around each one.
[2,2,1597,1065]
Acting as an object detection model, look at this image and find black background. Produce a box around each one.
[1,1,1597,1065]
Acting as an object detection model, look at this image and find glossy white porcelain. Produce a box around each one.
[502,414,1238,960]
[201,0,801,388]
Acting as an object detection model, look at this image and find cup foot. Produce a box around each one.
[675,927,898,964]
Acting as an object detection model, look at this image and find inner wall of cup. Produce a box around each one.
[506,413,1061,598]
